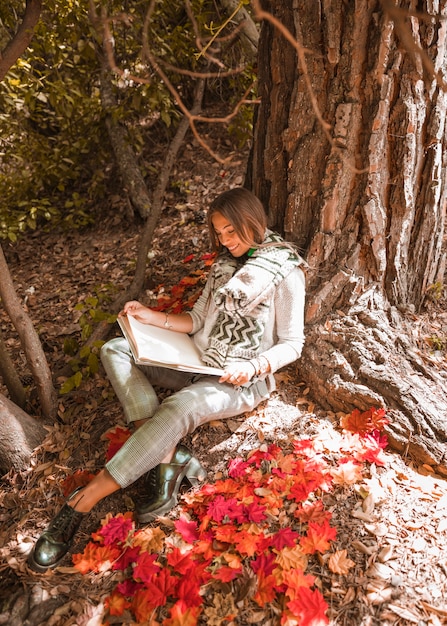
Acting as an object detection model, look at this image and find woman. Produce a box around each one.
[28,187,306,572]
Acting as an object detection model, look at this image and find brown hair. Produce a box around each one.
[207,187,267,253]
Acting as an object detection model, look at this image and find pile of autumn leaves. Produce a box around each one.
[68,408,388,626]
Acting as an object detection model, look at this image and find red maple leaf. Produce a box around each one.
[212,565,242,582]
[250,552,276,576]
[141,568,178,608]
[132,552,161,584]
[267,527,300,550]
[244,499,267,523]
[174,515,200,543]
[286,586,329,625]
[207,495,237,522]
[61,469,96,497]
[93,513,134,546]
[103,425,131,461]
[113,545,142,571]
[182,254,195,263]
[166,547,196,575]
[176,576,203,607]
[227,457,250,478]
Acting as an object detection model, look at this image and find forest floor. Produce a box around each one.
[1,134,447,626]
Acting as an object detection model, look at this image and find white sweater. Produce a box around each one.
[188,263,306,377]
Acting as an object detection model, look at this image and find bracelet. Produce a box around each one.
[164,312,173,329]
[252,355,270,377]
[248,360,257,377]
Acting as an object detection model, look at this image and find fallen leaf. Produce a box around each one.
[328,549,355,575]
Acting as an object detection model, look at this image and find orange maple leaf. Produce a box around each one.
[105,590,131,617]
[340,407,388,435]
[300,520,337,555]
[253,572,277,607]
[283,568,316,599]
[162,600,201,626]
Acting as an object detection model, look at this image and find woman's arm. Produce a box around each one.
[120,301,194,334]
[261,267,306,372]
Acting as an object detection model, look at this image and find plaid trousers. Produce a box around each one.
[100,337,271,488]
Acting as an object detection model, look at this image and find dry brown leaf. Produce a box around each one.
[387,603,422,622]
[328,549,355,575]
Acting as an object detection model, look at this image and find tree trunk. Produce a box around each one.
[0,247,57,421]
[250,1,447,472]
[0,328,26,408]
[0,393,47,474]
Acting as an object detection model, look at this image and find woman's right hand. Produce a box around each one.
[119,300,155,325]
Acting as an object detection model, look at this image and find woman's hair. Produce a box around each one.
[207,187,267,253]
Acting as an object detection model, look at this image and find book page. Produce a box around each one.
[117,315,223,376]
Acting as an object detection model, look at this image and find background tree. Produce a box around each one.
[249,0,447,472]
[0,0,257,471]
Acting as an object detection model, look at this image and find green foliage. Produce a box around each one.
[425,281,444,302]
[427,334,446,351]
[0,0,257,241]
[60,287,118,394]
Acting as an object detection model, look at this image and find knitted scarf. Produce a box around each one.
[202,231,305,368]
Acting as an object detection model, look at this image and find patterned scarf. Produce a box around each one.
[202,231,305,368]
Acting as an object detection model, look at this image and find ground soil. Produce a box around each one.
[0,136,447,626]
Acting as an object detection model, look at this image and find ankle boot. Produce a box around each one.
[137,445,206,523]
[28,488,87,572]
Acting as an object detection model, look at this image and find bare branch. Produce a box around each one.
[380,0,447,92]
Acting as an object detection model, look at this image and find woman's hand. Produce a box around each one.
[219,361,256,386]
[119,300,155,325]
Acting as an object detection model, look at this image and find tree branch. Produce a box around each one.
[0,0,42,81]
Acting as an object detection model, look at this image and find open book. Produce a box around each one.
[117,314,224,376]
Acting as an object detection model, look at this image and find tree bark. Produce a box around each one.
[0,328,26,408]
[0,0,42,81]
[0,245,57,420]
[0,393,47,474]
[99,64,152,219]
[250,1,447,472]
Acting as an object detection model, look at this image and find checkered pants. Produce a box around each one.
[100,337,271,488]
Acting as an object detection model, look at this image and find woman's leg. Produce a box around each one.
[105,375,270,487]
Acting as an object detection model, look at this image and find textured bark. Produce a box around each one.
[0,393,47,474]
[99,65,152,219]
[250,0,447,471]
[0,245,57,420]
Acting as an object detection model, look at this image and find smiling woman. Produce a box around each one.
[28,187,307,572]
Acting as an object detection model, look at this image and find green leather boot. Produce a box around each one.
[28,488,86,572]
[137,445,206,523]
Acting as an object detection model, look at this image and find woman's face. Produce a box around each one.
[211,212,252,257]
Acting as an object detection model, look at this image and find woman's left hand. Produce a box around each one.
[219,362,256,386]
